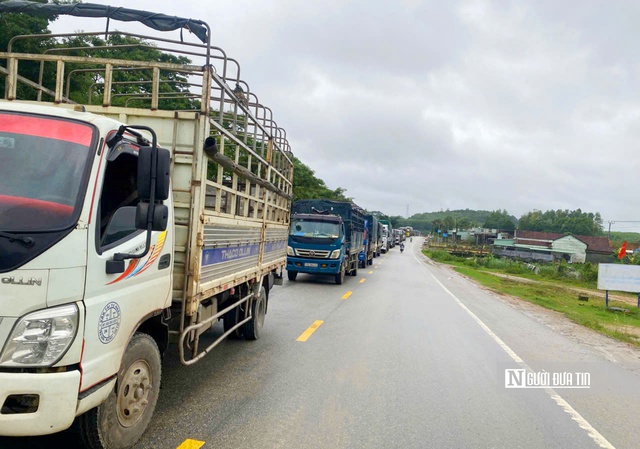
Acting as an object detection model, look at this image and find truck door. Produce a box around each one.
[81,139,172,392]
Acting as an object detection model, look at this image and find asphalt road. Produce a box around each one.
[4,238,640,448]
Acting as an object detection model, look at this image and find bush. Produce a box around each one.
[537,265,559,278]
[575,262,598,282]
[426,250,458,262]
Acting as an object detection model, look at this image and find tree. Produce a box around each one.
[518,209,603,236]
[58,33,195,110]
[483,209,516,231]
[443,215,456,231]
[0,0,56,100]
[389,216,403,228]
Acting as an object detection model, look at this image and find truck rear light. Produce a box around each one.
[1,394,40,414]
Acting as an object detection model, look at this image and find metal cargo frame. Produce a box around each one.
[0,17,294,362]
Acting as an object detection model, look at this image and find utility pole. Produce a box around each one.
[608,220,640,240]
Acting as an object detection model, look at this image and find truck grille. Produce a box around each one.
[296,249,330,258]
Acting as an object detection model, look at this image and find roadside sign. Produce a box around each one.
[597,264,640,292]
[597,264,640,308]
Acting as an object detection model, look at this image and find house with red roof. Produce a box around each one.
[492,230,613,263]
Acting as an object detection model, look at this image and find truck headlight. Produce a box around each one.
[0,304,79,367]
[329,249,341,259]
[287,246,295,256]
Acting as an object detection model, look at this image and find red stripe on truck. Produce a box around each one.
[0,113,93,146]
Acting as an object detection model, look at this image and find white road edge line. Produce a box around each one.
[415,251,616,449]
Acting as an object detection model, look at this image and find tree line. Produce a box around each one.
[395,208,605,237]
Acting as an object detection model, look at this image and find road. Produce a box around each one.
[3,238,640,448]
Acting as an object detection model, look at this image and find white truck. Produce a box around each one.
[0,3,293,448]
[380,224,390,253]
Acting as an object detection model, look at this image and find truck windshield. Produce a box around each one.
[0,112,95,232]
[290,219,340,239]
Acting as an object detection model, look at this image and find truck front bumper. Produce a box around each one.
[0,370,81,436]
[287,257,341,275]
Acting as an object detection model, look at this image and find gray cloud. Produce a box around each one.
[50,0,640,230]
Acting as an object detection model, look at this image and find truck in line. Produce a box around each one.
[358,214,381,267]
[0,3,293,448]
[378,218,394,251]
[287,199,365,284]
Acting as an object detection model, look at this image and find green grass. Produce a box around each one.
[426,251,640,346]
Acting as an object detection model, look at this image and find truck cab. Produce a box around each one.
[286,199,364,285]
[287,213,345,282]
[0,102,174,438]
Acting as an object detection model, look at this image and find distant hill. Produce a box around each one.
[409,209,515,225]
[402,209,517,232]
[609,231,640,245]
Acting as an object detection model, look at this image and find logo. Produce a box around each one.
[309,250,316,257]
[1,276,42,286]
[98,302,121,344]
[505,369,591,389]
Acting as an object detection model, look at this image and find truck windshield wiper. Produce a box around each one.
[0,231,35,248]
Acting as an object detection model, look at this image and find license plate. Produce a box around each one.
[304,262,318,267]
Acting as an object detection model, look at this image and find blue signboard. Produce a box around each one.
[264,240,286,253]
[202,244,260,267]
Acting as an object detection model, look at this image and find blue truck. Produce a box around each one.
[359,214,381,268]
[287,199,365,284]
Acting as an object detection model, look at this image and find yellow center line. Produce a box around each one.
[177,439,205,449]
[342,291,353,300]
[296,320,324,342]
[368,270,373,274]
[359,278,366,283]
[375,265,379,269]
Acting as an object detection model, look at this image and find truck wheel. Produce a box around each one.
[351,264,358,276]
[335,264,345,284]
[78,333,161,449]
[287,270,297,281]
[243,287,266,341]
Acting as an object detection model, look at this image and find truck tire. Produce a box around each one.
[350,264,358,276]
[287,270,297,281]
[78,333,161,449]
[243,287,266,340]
[335,264,345,285]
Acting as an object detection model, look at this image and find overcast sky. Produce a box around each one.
[50,0,640,231]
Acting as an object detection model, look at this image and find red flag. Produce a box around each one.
[618,241,628,259]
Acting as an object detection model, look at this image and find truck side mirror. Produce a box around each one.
[138,146,171,201]
[136,203,168,231]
